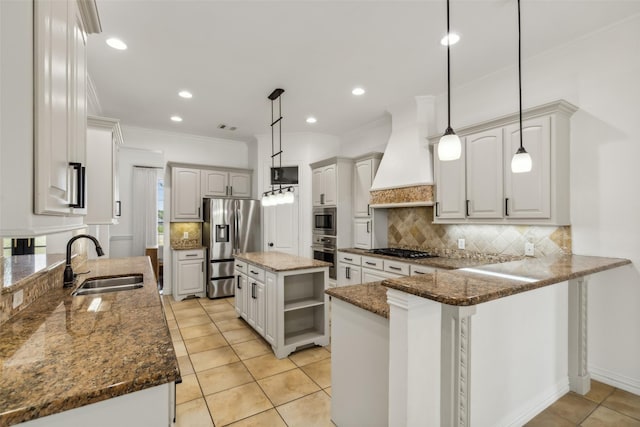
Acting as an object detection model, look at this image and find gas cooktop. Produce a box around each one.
[367,248,438,259]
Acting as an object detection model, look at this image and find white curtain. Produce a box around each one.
[132,167,159,256]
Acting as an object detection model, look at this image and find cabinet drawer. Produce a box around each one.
[337,252,361,265]
[247,265,265,282]
[361,256,383,270]
[235,260,247,274]
[383,260,410,276]
[410,265,436,276]
[177,249,204,260]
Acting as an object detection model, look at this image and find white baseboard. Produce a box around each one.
[505,378,570,427]
[589,365,640,396]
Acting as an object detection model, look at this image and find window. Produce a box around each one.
[157,177,164,246]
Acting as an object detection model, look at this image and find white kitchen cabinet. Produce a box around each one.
[265,272,277,345]
[171,167,202,221]
[434,142,466,220]
[361,268,402,283]
[465,128,504,219]
[353,218,372,249]
[34,0,89,216]
[201,169,252,198]
[431,100,576,225]
[336,252,362,286]
[234,261,249,319]
[248,279,266,336]
[410,265,437,276]
[85,116,123,224]
[172,249,206,301]
[504,117,551,219]
[311,164,337,206]
[353,154,382,217]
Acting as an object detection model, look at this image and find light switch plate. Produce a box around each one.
[12,289,24,309]
[183,231,189,239]
[458,238,465,250]
[525,242,535,257]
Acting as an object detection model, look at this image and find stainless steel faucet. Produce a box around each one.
[63,234,105,287]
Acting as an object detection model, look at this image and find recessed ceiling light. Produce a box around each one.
[440,32,460,46]
[170,116,183,122]
[178,90,192,99]
[306,117,317,124]
[352,87,366,96]
[106,37,127,50]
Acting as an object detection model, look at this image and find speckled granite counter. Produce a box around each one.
[326,282,389,318]
[383,254,631,306]
[2,254,66,292]
[0,256,180,425]
[235,251,331,272]
[338,247,514,270]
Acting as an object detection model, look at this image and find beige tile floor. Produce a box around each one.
[165,296,640,427]
[165,296,334,427]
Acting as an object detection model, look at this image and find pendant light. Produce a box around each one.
[438,0,461,161]
[262,88,295,207]
[511,0,532,173]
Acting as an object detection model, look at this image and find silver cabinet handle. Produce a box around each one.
[366,221,370,233]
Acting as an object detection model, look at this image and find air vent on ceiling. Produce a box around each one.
[217,123,237,131]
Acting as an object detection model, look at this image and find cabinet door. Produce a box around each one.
[312,167,323,206]
[254,281,266,337]
[322,165,337,205]
[34,0,73,215]
[264,192,299,255]
[265,273,277,345]
[362,268,403,283]
[353,160,372,217]
[229,172,251,198]
[434,142,466,220]
[235,273,248,319]
[336,263,362,286]
[201,170,228,197]
[466,128,504,218]
[178,259,205,294]
[504,117,551,219]
[353,219,372,249]
[172,167,202,220]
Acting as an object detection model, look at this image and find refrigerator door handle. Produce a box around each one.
[234,201,240,254]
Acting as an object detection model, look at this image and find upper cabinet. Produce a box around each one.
[171,167,202,221]
[353,154,382,217]
[85,116,123,224]
[201,169,252,198]
[432,100,577,225]
[312,164,337,206]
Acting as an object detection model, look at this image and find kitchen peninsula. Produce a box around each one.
[327,253,631,427]
[234,251,330,358]
[0,256,179,426]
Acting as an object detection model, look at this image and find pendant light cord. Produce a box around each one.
[446,0,451,130]
[518,0,523,150]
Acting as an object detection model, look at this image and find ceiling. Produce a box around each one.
[87,1,640,142]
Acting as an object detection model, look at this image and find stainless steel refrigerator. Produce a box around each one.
[202,198,261,298]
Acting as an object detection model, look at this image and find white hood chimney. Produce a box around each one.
[370,95,435,207]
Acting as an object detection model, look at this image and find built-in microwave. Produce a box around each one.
[312,207,336,236]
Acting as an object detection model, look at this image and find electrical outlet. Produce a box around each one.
[525,242,535,257]
[12,289,24,309]
[458,238,465,250]
[183,231,189,239]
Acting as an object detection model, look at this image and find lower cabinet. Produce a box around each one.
[337,252,438,286]
[353,218,372,249]
[172,249,206,301]
[234,259,329,358]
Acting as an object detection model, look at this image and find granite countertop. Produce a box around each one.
[338,247,505,270]
[326,282,389,318]
[2,254,66,292]
[0,257,180,425]
[383,254,631,306]
[235,251,331,272]
[171,245,205,251]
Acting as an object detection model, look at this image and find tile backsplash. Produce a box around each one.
[170,222,202,249]
[387,207,571,257]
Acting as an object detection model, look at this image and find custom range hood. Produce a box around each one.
[370,95,435,207]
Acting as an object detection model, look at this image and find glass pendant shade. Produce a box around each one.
[261,194,271,206]
[511,146,532,173]
[283,190,295,204]
[438,128,462,161]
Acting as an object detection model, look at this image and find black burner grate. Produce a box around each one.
[368,248,437,259]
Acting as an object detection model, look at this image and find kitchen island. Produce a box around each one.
[0,256,180,426]
[327,253,631,427]
[234,251,331,358]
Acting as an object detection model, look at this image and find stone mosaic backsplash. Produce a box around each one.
[169,222,202,249]
[387,206,571,258]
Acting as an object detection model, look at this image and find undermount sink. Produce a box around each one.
[72,274,144,296]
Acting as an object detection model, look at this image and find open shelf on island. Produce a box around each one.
[284,297,325,312]
[284,305,325,346]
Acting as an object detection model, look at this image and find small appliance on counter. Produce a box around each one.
[203,198,261,298]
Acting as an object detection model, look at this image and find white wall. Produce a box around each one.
[338,115,390,158]
[431,15,640,394]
